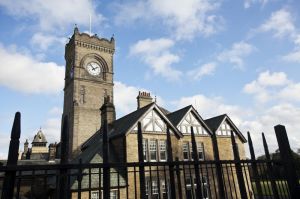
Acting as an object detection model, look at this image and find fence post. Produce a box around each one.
[103,120,110,199]
[274,125,300,198]
[247,132,263,199]
[262,133,280,199]
[166,126,177,199]
[191,126,203,199]
[77,158,83,199]
[59,115,69,199]
[1,112,21,199]
[175,157,183,199]
[211,131,226,198]
[231,131,248,199]
[137,122,146,199]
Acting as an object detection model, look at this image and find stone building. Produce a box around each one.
[59,27,249,199]
[21,128,58,161]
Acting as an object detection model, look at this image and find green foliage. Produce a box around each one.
[256,149,300,179]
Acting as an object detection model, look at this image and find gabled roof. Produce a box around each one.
[71,132,126,189]
[109,102,155,138]
[32,129,47,143]
[205,114,247,143]
[167,105,192,126]
[205,114,227,132]
[158,106,171,115]
[167,105,213,135]
[109,102,182,139]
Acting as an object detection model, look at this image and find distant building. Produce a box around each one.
[21,128,58,161]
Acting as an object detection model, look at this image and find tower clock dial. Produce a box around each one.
[86,62,101,76]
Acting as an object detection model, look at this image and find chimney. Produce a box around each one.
[22,139,29,160]
[137,91,153,109]
[48,143,57,161]
[100,96,116,127]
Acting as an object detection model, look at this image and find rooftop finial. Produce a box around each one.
[74,24,79,34]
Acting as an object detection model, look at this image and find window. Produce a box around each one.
[149,140,157,161]
[143,139,148,161]
[80,86,85,104]
[159,140,167,161]
[201,176,209,199]
[197,142,205,160]
[183,142,189,160]
[217,121,232,136]
[185,176,209,199]
[145,179,149,196]
[110,190,118,199]
[152,180,159,199]
[91,191,99,199]
[162,180,168,199]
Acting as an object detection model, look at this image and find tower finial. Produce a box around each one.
[74,24,79,34]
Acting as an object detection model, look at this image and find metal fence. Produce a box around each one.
[0,112,299,199]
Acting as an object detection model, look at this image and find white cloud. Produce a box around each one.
[0,44,64,94]
[114,81,164,117]
[217,41,255,69]
[244,0,269,9]
[282,50,300,63]
[129,38,182,80]
[244,71,300,103]
[114,81,142,116]
[278,83,300,102]
[172,94,245,125]
[240,103,300,154]
[257,70,289,87]
[0,0,104,31]
[114,0,223,40]
[30,32,66,51]
[42,118,61,144]
[258,8,295,38]
[172,92,300,155]
[187,62,217,80]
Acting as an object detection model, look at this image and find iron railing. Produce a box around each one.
[0,112,299,199]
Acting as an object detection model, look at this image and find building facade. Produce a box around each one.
[61,28,249,199]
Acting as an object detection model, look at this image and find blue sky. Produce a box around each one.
[0,0,300,159]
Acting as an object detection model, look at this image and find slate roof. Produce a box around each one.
[32,129,47,143]
[205,114,247,143]
[158,106,171,115]
[166,105,192,126]
[109,102,155,138]
[71,132,126,190]
[205,114,227,132]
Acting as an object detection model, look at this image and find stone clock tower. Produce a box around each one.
[62,27,115,158]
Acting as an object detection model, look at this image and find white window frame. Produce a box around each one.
[143,139,148,162]
[110,190,118,199]
[152,180,159,196]
[159,140,167,161]
[91,191,99,199]
[183,142,189,161]
[197,142,205,161]
[149,139,157,162]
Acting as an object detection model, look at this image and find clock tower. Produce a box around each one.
[62,27,115,158]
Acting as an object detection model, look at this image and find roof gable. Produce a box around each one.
[167,105,192,126]
[110,103,182,139]
[205,114,247,143]
[167,105,213,135]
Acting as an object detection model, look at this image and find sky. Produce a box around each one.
[0,0,300,159]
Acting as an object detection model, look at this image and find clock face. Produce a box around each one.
[86,62,101,76]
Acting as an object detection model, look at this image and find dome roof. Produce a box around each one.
[32,129,47,143]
